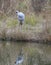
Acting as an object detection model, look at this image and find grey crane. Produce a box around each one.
[15,55,24,65]
[16,11,25,26]
[15,49,24,65]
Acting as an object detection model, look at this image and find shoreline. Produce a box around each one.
[0,28,51,44]
[0,38,51,44]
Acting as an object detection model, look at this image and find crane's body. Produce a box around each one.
[15,56,24,65]
[16,11,25,25]
[15,49,24,65]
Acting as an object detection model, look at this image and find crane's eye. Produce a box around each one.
[16,12,17,13]
[16,11,19,13]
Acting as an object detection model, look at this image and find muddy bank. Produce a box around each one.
[0,27,51,43]
[0,38,51,44]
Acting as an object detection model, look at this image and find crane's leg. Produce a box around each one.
[19,21,23,30]
[18,21,22,31]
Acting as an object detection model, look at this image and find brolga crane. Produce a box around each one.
[15,49,24,65]
[15,55,24,65]
[16,11,25,28]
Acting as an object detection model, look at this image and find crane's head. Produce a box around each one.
[16,11,19,14]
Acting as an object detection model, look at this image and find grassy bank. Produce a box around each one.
[0,14,38,39]
[0,14,51,41]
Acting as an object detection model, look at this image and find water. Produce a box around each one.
[0,41,51,65]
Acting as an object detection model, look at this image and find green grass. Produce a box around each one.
[6,15,38,28]
[0,14,41,29]
[6,18,18,28]
[25,15,38,26]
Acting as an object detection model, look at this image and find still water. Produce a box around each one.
[0,41,51,65]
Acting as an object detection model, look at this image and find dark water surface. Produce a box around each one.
[0,41,51,65]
